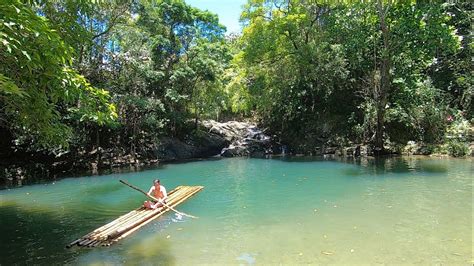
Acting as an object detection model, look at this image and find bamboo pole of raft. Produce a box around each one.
[88,186,184,238]
[116,186,203,241]
[80,206,151,245]
[116,187,200,235]
[95,190,173,236]
[108,187,198,241]
[69,208,145,246]
[88,210,144,238]
[69,210,146,247]
[96,199,171,240]
[121,181,196,219]
[67,185,203,248]
[111,188,185,230]
[94,187,190,241]
[105,187,195,240]
[92,210,149,240]
[67,186,184,247]
[115,186,203,241]
[94,202,166,240]
[119,180,198,219]
[87,209,147,240]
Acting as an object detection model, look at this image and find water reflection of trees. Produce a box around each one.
[276,155,449,175]
[337,156,448,176]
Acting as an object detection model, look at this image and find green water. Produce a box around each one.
[0,156,472,265]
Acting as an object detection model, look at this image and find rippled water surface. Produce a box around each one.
[0,156,472,265]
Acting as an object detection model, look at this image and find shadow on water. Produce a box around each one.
[1,156,224,190]
[417,162,450,173]
[80,182,124,195]
[123,235,176,266]
[1,163,168,190]
[338,156,448,176]
[0,205,84,265]
[0,202,176,265]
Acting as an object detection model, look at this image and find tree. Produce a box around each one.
[239,0,349,149]
[0,0,116,151]
[36,0,133,79]
[238,0,461,152]
[135,0,227,134]
[429,2,473,118]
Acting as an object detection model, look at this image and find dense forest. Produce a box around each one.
[0,0,472,182]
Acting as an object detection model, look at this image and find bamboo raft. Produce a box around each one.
[67,185,203,248]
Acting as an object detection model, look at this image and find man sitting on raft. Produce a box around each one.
[143,179,168,209]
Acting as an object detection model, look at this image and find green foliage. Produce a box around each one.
[0,0,470,159]
[447,140,470,157]
[36,0,133,74]
[131,0,228,133]
[445,112,471,141]
[0,0,116,149]
[333,2,459,145]
[9,0,231,154]
[386,79,448,143]
[429,2,473,119]
[237,0,466,150]
[239,1,352,145]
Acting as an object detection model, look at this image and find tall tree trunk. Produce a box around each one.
[194,110,199,130]
[95,126,101,167]
[375,0,391,153]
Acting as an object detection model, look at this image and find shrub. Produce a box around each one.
[447,140,470,157]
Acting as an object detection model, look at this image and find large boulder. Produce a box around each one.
[154,132,229,161]
[202,120,272,157]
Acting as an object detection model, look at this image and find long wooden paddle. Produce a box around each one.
[119,180,198,219]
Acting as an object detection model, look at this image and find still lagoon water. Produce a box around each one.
[0,156,472,265]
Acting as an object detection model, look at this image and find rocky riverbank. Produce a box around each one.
[0,120,268,186]
[1,120,472,186]
[202,120,272,157]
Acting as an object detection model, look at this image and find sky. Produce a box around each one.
[185,0,247,34]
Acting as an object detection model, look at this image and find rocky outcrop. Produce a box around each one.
[154,133,228,161]
[2,121,270,185]
[202,120,272,157]
[84,131,229,167]
[336,145,373,157]
[0,128,230,186]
